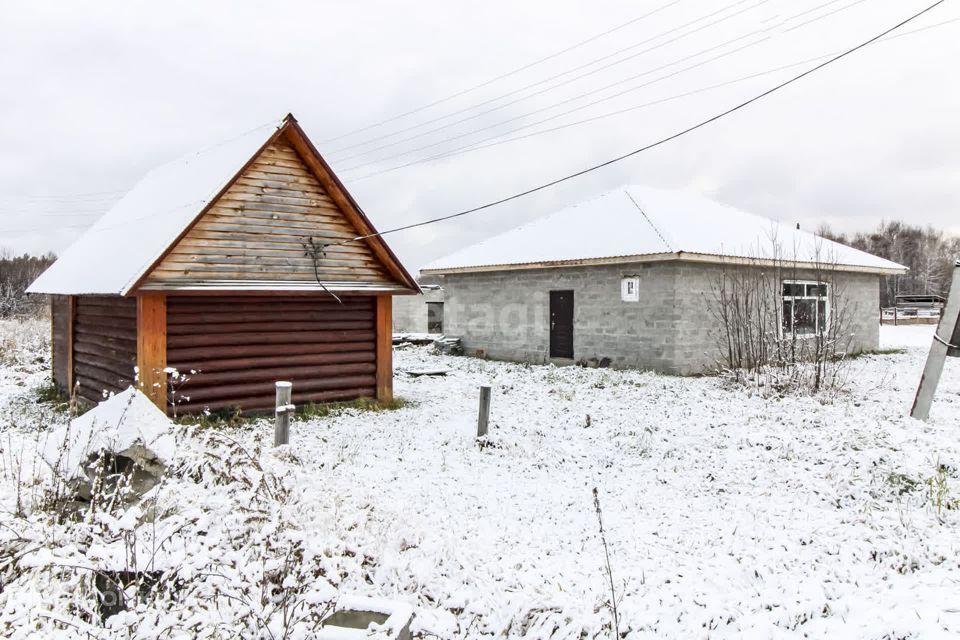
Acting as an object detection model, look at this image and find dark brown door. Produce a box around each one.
[549,290,574,359]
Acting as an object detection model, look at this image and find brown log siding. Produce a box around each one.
[73,296,138,403]
[166,295,377,413]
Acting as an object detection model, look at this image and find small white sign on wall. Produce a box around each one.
[621,276,640,302]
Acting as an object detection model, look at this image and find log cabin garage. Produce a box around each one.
[28,114,419,414]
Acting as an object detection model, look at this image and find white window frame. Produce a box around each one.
[781,279,829,337]
[621,276,640,302]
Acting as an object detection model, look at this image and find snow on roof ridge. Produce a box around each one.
[422,184,908,274]
[143,119,284,178]
[622,187,675,252]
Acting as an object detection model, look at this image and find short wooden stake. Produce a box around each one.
[477,385,491,438]
[275,381,293,446]
[911,260,960,421]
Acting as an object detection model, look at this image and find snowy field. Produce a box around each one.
[0,318,958,638]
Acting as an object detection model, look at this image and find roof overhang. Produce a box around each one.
[136,280,419,294]
[421,251,909,276]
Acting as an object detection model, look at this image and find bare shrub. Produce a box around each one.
[708,233,856,394]
[0,414,338,638]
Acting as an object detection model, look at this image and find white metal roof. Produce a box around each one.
[27,119,285,295]
[421,186,907,275]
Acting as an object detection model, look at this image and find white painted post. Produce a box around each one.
[275,381,293,446]
[477,385,491,438]
[911,260,960,421]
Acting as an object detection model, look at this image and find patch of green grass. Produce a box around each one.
[886,471,920,496]
[845,347,907,360]
[298,396,411,420]
[35,380,70,405]
[174,397,411,428]
[32,381,95,417]
[927,462,959,518]
[176,406,252,430]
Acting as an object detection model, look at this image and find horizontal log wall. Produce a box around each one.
[143,137,394,288]
[73,296,138,403]
[166,295,378,413]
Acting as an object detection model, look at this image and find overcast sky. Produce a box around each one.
[0,0,957,272]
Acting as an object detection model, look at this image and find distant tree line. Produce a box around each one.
[0,249,55,317]
[818,221,960,308]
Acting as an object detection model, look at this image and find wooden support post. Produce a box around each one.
[275,381,292,446]
[376,294,393,402]
[477,385,491,438]
[911,260,960,421]
[137,293,167,413]
[66,295,75,395]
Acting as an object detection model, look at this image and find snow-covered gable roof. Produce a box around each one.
[421,186,907,275]
[28,120,285,295]
[28,115,419,296]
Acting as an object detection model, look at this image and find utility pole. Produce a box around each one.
[911,260,960,420]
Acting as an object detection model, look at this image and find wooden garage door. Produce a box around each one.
[73,296,138,403]
[166,295,377,413]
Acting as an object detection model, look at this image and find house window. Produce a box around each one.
[621,276,640,302]
[782,280,828,336]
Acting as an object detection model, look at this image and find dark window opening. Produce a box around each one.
[427,302,443,334]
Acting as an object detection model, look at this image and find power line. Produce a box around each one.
[318,0,687,145]
[328,0,946,249]
[327,0,862,161]
[0,118,279,211]
[349,54,817,182]
[1,199,206,235]
[345,10,958,182]
[6,5,950,242]
[785,0,871,32]
[334,0,869,173]
[328,0,769,158]
[0,190,125,201]
[341,32,770,174]
[0,221,96,234]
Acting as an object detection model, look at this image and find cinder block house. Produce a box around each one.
[421,186,906,374]
[393,279,444,334]
[28,114,419,413]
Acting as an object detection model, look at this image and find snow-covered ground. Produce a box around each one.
[0,318,958,639]
[880,322,937,350]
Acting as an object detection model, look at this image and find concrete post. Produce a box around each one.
[275,381,293,446]
[477,385,491,438]
[911,260,960,421]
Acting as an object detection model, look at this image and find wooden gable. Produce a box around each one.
[140,126,413,292]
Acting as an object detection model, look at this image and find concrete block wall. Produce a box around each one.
[392,288,443,334]
[442,263,679,371]
[670,262,881,374]
[835,271,880,352]
[442,261,882,374]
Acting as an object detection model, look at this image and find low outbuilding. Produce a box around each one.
[421,186,907,374]
[28,114,419,413]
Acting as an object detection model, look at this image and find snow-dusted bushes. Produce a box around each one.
[707,237,856,395]
[0,252,54,320]
[0,420,346,639]
[0,317,48,370]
